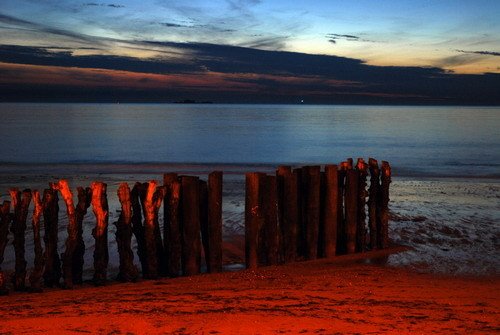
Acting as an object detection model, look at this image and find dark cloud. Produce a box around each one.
[83,3,125,8]
[326,33,376,44]
[0,12,102,44]
[328,39,336,44]
[160,22,188,28]
[328,33,360,40]
[456,49,500,57]
[0,42,499,105]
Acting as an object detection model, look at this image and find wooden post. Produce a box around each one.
[180,176,201,276]
[199,179,209,270]
[281,169,299,263]
[54,180,78,289]
[344,170,358,254]
[131,182,147,276]
[356,159,368,252]
[337,162,349,254]
[263,175,279,265]
[276,166,291,263]
[164,178,181,277]
[140,181,165,279]
[0,201,11,295]
[322,165,338,258]
[28,191,44,292]
[91,182,109,286]
[207,171,223,273]
[245,172,262,269]
[368,158,380,250]
[43,187,60,287]
[294,168,305,259]
[303,166,321,260]
[379,161,392,249]
[115,183,139,282]
[73,187,91,285]
[10,188,31,291]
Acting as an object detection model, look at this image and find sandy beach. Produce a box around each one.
[0,244,498,334]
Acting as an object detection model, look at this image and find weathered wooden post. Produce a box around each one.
[43,187,60,287]
[262,175,279,265]
[321,165,339,258]
[207,171,223,273]
[379,161,392,249]
[29,191,44,292]
[91,182,109,286]
[337,162,349,254]
[0,201,11,295]
[115,183,139,282]
[164,174,181,277]
[356,159,368,252]
[276,166,291,263]
[199,179,209,271]
[344,169,358,254]
[303,166,321,260]
[180,176,201,276]
[245,172,263,269]
[55,180,78,289]
[281,169,299,263]
[73,186,91,285]
[294,167,305,259]
[368,158,380,250]
[10,188,32,291]
[140,181,166,279]
[131,182,147,276]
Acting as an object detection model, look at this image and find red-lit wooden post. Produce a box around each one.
[245,172,263,269]
[356,159,368,252]
[73,186,91,285]
[322,164,338,258]
[10,188,31,291]
[207,171,223,273]
[0,201,11,295]
[344,170,358,254]
[131,182,147,276]
[180,176,201,276]
[262,175,279,265]
[379,161,392,249]
[91,182,109,286]
[43,187,60,287]
[368,158,380,250]
[164,174,181,277]
[303,166,321,260]
[276,166,291,263]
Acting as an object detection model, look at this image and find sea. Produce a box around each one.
[0,103,498,276]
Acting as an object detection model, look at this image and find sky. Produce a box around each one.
[0,0,499,103]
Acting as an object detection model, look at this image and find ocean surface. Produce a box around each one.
[0,103,498,276]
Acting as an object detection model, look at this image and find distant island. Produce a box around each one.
[174,99,214,104]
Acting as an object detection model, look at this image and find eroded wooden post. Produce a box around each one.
[276,166,291,263]
[10,188,32,291]
[263,175,279,265]
[322,165,338,258]
[115,183,139,282]
[131,182,147,276]
[180,176,201,276]
[337,162,349,254]
[379,161,392,249]
[43,187,60,287]
[344,170,358,254]
[0,201,11,295]
[199,180,209,271]
[140,181,166,279]
[73,186,91,285]
[245,172,262,269]
[55,180,78,289]
[207,171,223,273]
[368,158,380,250]
[91,182,109,286]
[282,169,299,263]
[29,191,44,292]
[303,166,320,260]
[164,174,181,277]
[356,159,368,252]
[294,168,305,259]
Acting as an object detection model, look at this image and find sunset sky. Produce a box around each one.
[1,0,499,103]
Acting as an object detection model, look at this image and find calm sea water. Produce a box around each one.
[0,103,499,177]
[0,103,499,276]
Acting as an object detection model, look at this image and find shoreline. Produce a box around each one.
[0,246,498,334]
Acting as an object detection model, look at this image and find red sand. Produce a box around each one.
[0,246,498,334]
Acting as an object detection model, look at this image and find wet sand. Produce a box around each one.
[0,246,498,334]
